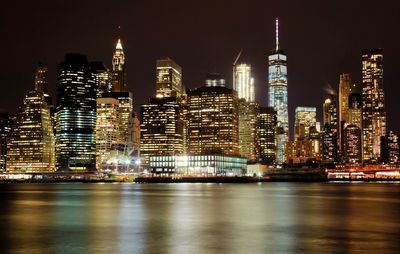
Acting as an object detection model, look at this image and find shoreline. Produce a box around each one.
[1,176,399,184]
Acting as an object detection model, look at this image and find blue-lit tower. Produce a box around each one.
[268,18,288,164]
[55,54,97,171]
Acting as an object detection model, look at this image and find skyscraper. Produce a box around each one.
[338,74,352,155]
[7,65,55,172]
[238,99,260,162]
[348,93,362,128]
[338,74,352,124]
[362,49,386,162]
[294,107,317,141]
[381,131,399,164]
[92,61,112,97]
[56,54,97,171]
[111,39,126,92]
[234,63,255,102]
[140,97,184,168]
[0,112,10,170]
[96,97,120,170]
[259,107,276,165]
[343,124,362,163]
[322,94,338,163]
[268,18,288,164]
[98,39,135,165]
[187,74,239,156]
[156,57,183,98]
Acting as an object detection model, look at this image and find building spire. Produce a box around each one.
[275,17,279,51]
[116,39,123,50]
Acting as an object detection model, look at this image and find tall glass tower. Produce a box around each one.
[56,54,97,171]
[268,18,288,164]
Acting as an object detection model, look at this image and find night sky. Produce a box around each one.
[1,0,399,134]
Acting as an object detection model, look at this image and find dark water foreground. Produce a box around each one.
[0,183,399,254]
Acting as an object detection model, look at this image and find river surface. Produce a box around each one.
[0,182,399,254]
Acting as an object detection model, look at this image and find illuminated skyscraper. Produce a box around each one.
[343,124,362,163]
[362,49,386,162]
[268,18,288,164]
[0,113,11,170]
[338,74,352,124]
[259,107,276,165]
[91,61,112,97]
[140,97,184,168]
[56,54,97,171]
[348,93,362,128]
[7,65,55,172]
[294,107,316,141]
[381,131,399,164]
[322,94,338,163]
[98,39,136,161]
[338,74,352,155]
[111,39,126,92]
[234,62,255,102]
[96,97,120,169]
[187,74,239,156]
[238,99,259,162]
[156,57,183,98]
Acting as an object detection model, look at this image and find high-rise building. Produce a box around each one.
[381,131,399,164]
[259,107,276,165]
[111,39,126,92]
[131,113,141,155]
[140,97,184,168]
[343,124,362,163]
[348,93,362,128]
[238,99,259,162]
[322,125,338,163]
[0,112,11,170]
[56,54,97,171]
[91,61,112,97]
[338,74,352,155]
[294,107,317,141]
[96,97,120,170]
[187,74,239,156]
[322,94,338,163]
[234,63,255,102]
[362,49,386,162]
[338,74,352,124]
[268,18,288,164]
[7,66,55,172]
[323,95,338,127]
[156,57,183,98]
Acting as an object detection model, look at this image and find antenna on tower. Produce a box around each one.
[233,49,243,90]
[275,17,279,51]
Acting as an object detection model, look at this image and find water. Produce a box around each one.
[0,182,399,254]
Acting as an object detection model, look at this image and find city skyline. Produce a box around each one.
[1,1,400,135]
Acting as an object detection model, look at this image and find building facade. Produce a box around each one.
[294,107,317,141]
[156,57,183,98]
[55,54,97,171]
[140,97,184,168]
[7,65,55,172]
[187,74,239,157]
[0,113,10,170]
[238,100,260,162]
[259,107,276,165]
[343,124,362,163]
[96,97,120,170]
[234,63,255,102]
[362,49,386,162]
[111,39,126,92]
[268,18,288,164]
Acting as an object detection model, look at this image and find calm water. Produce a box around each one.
[0,182,399,254]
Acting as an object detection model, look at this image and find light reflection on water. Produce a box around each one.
[0,183,399,254]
